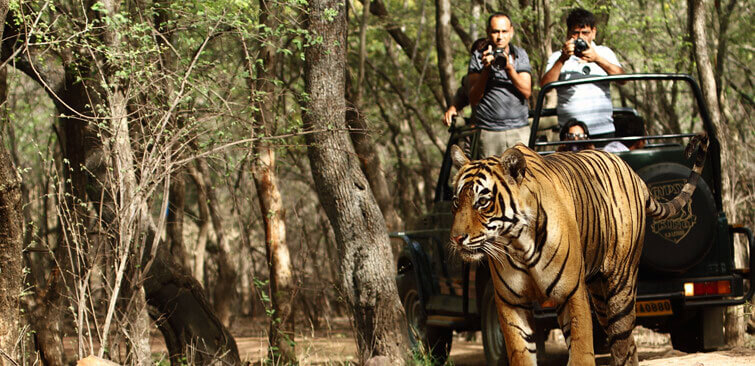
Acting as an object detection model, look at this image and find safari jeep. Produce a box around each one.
[393,74,754,364]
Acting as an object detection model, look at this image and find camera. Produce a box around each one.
[491,48,508,69]
[573,38,589,56]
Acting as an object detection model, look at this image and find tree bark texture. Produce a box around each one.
[3,9,241,364]
[0,0,26,358]
[167,173,188,268]
[688,0,742,346]
[144,242,241,366]
[187,162,211,286]
[245,0,297,362]
[304,1,409,363]
[194,159,238,329]
[345,75,404,232]
[252,146,296,362]
[354,0,370,107]
[435,0,458,106]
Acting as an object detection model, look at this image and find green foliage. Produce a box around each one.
[4,0,753,362]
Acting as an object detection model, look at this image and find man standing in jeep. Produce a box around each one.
[540,8,624,139]
[468,13,532,157]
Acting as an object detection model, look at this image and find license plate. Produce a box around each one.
[635,299,673,317]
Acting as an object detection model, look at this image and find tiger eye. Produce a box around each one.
[477,197,489,208]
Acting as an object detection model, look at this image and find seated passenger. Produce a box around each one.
[557,118,595,152]
[604,114,646,152]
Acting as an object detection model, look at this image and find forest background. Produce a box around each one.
[0,0,752,364]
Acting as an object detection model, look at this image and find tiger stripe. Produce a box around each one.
[448,133,708,366]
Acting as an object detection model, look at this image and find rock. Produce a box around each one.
[77,355,120,366]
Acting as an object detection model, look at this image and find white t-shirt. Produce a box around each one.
[603,141,630,153]
[545,44,622,135]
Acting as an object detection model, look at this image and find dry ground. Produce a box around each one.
[66,316,755,364]
[225,317,755,365]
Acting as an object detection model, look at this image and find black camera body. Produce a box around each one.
[491,48,507,70]
[574,38,589,56]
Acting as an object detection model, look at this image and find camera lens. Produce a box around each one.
[492,48,507,69]
[574,38,588,56]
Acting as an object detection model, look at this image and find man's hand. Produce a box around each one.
[560,40,575,61]
[481,45,494,69]
[578,43,599,63]
[443,105,458,127]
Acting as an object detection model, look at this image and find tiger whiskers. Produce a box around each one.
[483,238,515,264]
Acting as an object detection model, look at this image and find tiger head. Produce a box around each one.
[448,144,535,263]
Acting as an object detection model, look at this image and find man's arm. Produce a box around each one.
[468,69,490,106]
[506,51,532,99]
[541,44,570,87]
[468,47,493,106]
[593,55,624,75]
[443,105,458,127]
[443,83,468,126]
[580,46,624,75]
[507,68,531,99]
[540,57,564,87]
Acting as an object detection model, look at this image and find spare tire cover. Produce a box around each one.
[636,163,717,273]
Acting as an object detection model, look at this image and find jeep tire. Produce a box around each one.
[481,280,508,365]
[398,269,452,364]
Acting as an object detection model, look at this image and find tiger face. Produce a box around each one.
[448,145,534,264]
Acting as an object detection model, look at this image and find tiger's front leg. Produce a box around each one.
[492,287,537,365]
[557,281,596,366]
[489,260,537,366]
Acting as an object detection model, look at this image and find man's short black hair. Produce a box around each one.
[560,118,590,141]
[486,12,512,32]
[566,8,596,30]
[613,114,646,147]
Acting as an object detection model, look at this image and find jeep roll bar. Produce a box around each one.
[532,73,723,212]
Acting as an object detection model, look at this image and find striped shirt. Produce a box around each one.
[545,44,621,135]
[468,45,532,131]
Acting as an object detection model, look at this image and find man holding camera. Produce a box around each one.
[540,8,623,139]
[467,13,532,157]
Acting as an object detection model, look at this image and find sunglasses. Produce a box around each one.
[565,133,588,140]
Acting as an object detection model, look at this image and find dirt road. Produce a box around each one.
[234,318,755,365]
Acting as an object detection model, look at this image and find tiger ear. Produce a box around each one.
[450,144,470,169]
[499,148,527,185]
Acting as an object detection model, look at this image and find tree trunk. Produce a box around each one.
[244,0,297,362]
[304,1,409,363]
[345,75,404,232]
[144,240,241,366]
[167,173,188,268]
[435,0,457,106]
[196,158,238,328]
[470,0,481,40]
[688,0,743,346]
[187,163,211,286]
[4,13,241,365]
[0,0,26,358]
[450,13,473,49]
[354,0,370,107]
[251,145,296,362]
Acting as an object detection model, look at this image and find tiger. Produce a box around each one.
[448,133,708,366]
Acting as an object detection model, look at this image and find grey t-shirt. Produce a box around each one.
[468,44,531,131]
